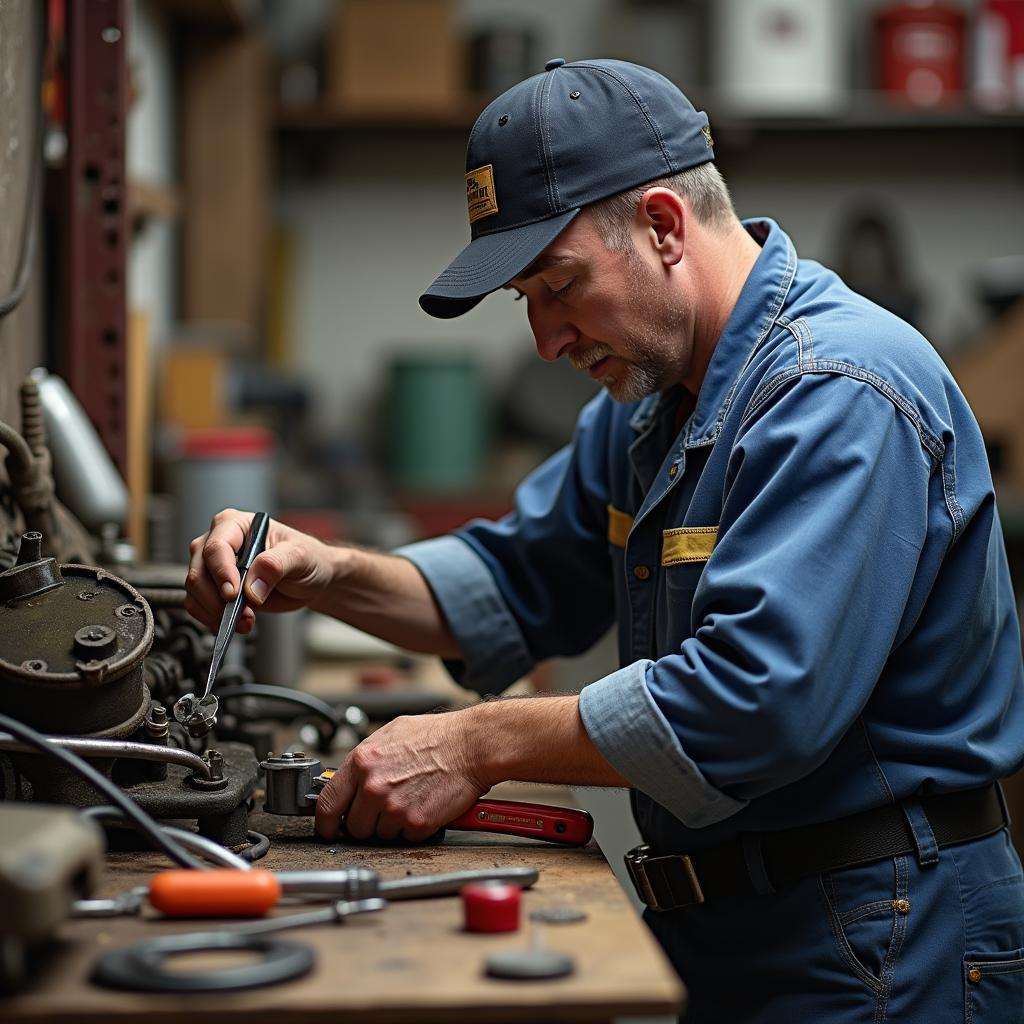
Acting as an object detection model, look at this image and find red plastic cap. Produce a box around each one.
[461,882,521,933]
[181,427,275,459]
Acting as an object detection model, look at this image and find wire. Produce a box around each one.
[0,714,206,871]
[216,685,340,738]
[239,830,271,863]
[81,806,250,870]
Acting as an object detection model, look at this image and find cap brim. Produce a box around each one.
[419,210,580,319]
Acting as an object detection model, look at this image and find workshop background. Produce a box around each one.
[2,0,1024,905]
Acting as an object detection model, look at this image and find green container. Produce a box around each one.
[388,355,488,492]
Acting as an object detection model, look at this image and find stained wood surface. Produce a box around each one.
[1,783,683,1022]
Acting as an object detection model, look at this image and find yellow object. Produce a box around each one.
[661,527,718,566]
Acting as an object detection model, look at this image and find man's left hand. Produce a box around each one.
[314,709,490,842]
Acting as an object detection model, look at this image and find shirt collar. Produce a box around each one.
[628,218,797,443]
[686,218,797,445]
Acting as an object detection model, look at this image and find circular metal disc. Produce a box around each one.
[529,907,588,925]
[484,949,575,980]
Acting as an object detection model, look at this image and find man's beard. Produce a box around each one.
[570,252,689,403]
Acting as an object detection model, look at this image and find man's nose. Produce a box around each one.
[528,301,579,362]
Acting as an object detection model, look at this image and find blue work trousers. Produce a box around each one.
[647,829,1024,1023]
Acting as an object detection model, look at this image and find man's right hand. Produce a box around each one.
[184,508,336,635]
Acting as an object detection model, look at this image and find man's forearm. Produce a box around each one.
[311,545,461,658]
[465,694,631,790]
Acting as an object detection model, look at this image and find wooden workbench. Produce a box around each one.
[1,784,684,1022]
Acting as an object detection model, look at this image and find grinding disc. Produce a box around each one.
[529,908,588,925]
[484,949,575,980]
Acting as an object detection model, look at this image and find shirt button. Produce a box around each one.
[668,464,679,478]
[633,565,651,580]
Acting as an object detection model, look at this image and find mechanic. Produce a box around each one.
[185,59,1024,1022]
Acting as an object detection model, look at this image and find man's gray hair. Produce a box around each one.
[586,162,736,252]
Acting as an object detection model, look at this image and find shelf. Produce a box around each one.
[276,91,1024,140]
[711,92,1024,134]
[128,179,181,232]
[276,97,489,135]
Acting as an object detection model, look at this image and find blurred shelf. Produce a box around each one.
[275,97,490,135]
[276,90,1024,139]
[709,91,1024,135]
[158,0,253,28]
[128,179,181,232]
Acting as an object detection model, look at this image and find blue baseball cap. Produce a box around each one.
[419,58,715,319]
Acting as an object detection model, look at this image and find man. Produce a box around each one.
[186,60,1024,1022]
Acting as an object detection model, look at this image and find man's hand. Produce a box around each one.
[314,709,490,842]
[185,508,336,634]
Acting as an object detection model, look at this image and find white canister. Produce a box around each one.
[712,0,850,115]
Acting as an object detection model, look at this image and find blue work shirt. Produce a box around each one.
[398,219,1024,853]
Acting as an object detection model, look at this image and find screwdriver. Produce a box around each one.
[147,866,540,917]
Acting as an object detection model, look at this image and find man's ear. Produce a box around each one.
[637,188,685,268]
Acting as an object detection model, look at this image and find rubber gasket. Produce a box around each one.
[92,931,315,992]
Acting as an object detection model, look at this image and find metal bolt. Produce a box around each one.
[150,704,167,723]
[22,659,47,672]
[115,604,138,618]
[205,749,224,781]
[77,590,97,601]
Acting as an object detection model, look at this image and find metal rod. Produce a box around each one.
[0,734,213,779]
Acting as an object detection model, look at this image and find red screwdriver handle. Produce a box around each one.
[446,799,593,846]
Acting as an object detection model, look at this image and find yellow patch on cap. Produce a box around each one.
[466,164,498,224]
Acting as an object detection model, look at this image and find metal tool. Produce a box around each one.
[174,512,269,738]
[146,865,540,917]
[261,752,595,846]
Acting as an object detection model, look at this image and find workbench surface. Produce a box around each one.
[1,784,684,1022]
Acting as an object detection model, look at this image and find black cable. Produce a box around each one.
[216,685,339,737]
[0,1,46,320]
[0,714,206,871]
[240,829,271,863]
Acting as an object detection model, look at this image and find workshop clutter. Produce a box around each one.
[711,0,1024,113]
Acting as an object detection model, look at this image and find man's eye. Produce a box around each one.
[550,279,575,298]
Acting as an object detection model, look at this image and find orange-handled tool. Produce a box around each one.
[150,869,282,917]
[147,866,540,917]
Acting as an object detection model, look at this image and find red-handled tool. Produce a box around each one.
[446,799,593,846]
[261,754,594,847]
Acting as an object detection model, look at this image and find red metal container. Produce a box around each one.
[876,2,966,106]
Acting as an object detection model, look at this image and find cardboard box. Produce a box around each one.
[160,347,227,431]
[328,0,463,111]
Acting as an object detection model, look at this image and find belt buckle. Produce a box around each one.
[625,844,705,911]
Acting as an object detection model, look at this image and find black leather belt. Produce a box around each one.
[626,784,1009,912]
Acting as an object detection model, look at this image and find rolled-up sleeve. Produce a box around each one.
[579,660,749,827]
[394,534,533,695]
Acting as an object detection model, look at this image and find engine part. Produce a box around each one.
[0,531,153,738]
[0,804,105,990]
[29,369,129,533]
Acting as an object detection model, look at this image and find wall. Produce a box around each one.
[127,0,178,351]
[0,0,43,431]
[276,1,1024,440]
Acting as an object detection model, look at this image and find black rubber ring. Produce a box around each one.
[92,931,315,992]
